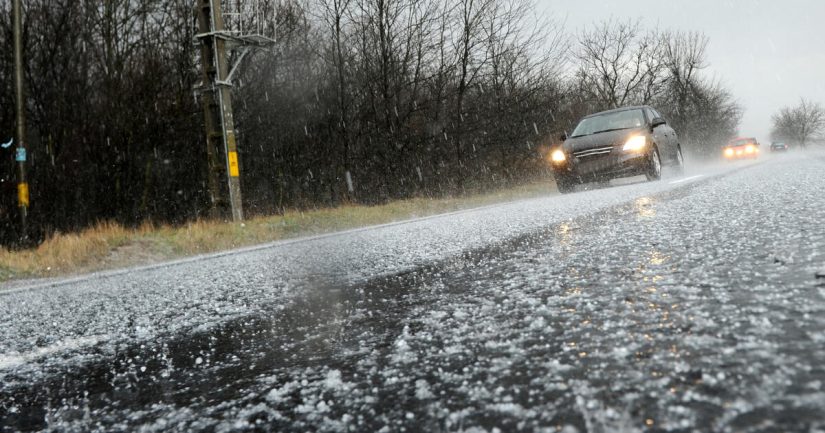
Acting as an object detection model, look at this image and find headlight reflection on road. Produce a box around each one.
[556,222,573,247]
[648,250,669,266]
[565,286,583,296]
[635,197,656,218]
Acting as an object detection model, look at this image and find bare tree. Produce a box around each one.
[483,0,566,98]
[655,30,741,156]
[317,0,355,200]
[476,0,566,170]
[771,99,825,147]
[574,19,665,109]
[660,31,708,115]
[452,0,494,165]
[670,78,742,156]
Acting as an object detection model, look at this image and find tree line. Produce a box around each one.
[0,0,742,246]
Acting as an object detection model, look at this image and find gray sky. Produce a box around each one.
[544,0,825,140]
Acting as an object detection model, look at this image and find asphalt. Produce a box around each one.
[2,152,824,432]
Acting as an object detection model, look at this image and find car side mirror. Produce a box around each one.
[559,132,568,141]
[650,117,666,128]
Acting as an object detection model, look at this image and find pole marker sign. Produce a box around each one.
[228,151,240,177]
[18,183,29,207]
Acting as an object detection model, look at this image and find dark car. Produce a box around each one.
[770,141,789,152]
[723,137,760,160]
[549,106,684,193]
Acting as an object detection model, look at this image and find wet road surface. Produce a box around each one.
[2,153,825,432]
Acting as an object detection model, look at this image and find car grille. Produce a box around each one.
[573,145,613,159]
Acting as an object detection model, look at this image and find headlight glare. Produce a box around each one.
[551,149,567,163]
[623,135,647,152]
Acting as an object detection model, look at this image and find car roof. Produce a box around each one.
[583,106,651,119]
[725,137,758,146]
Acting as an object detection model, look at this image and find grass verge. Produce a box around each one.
[0,180,555,283]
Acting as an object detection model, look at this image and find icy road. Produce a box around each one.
[2,152,825,432]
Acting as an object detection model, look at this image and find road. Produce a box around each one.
[2,152,825,432]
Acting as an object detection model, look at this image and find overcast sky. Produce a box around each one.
[544,0,825,140]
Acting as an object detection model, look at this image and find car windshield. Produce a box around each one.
[729,138,756,146]
[571,109,645,137]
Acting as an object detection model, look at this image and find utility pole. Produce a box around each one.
[196,0,242,221]
[195,0,272,222]
[13,0,29,241]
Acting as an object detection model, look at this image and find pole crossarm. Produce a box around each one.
[194,31,274,47]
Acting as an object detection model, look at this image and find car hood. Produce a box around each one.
[564,128,646,152]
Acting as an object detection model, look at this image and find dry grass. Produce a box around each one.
[0,222,149,280]
[0,180,553,282]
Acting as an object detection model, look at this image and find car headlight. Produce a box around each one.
[724,148,734,157]
[551,149,567,163]
[622,135,647,152]
[745,145,755,154]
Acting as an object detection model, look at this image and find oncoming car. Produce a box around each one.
[549,106,684,194]
[723,137,760,160]
[770,141,789,152]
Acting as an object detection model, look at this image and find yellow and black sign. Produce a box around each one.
[18,182,29,207]
[228,151,240,177]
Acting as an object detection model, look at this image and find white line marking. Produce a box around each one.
[670,174,704,184]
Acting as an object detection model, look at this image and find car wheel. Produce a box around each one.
[646,147,662,181]
[674,145,685,175]
[555,175,577,194]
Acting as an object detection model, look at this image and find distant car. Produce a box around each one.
[770,141,789,152]
[723,137,760,160]
[549,106,684,194]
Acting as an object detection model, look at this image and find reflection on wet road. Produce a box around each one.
[3,155,825,432]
